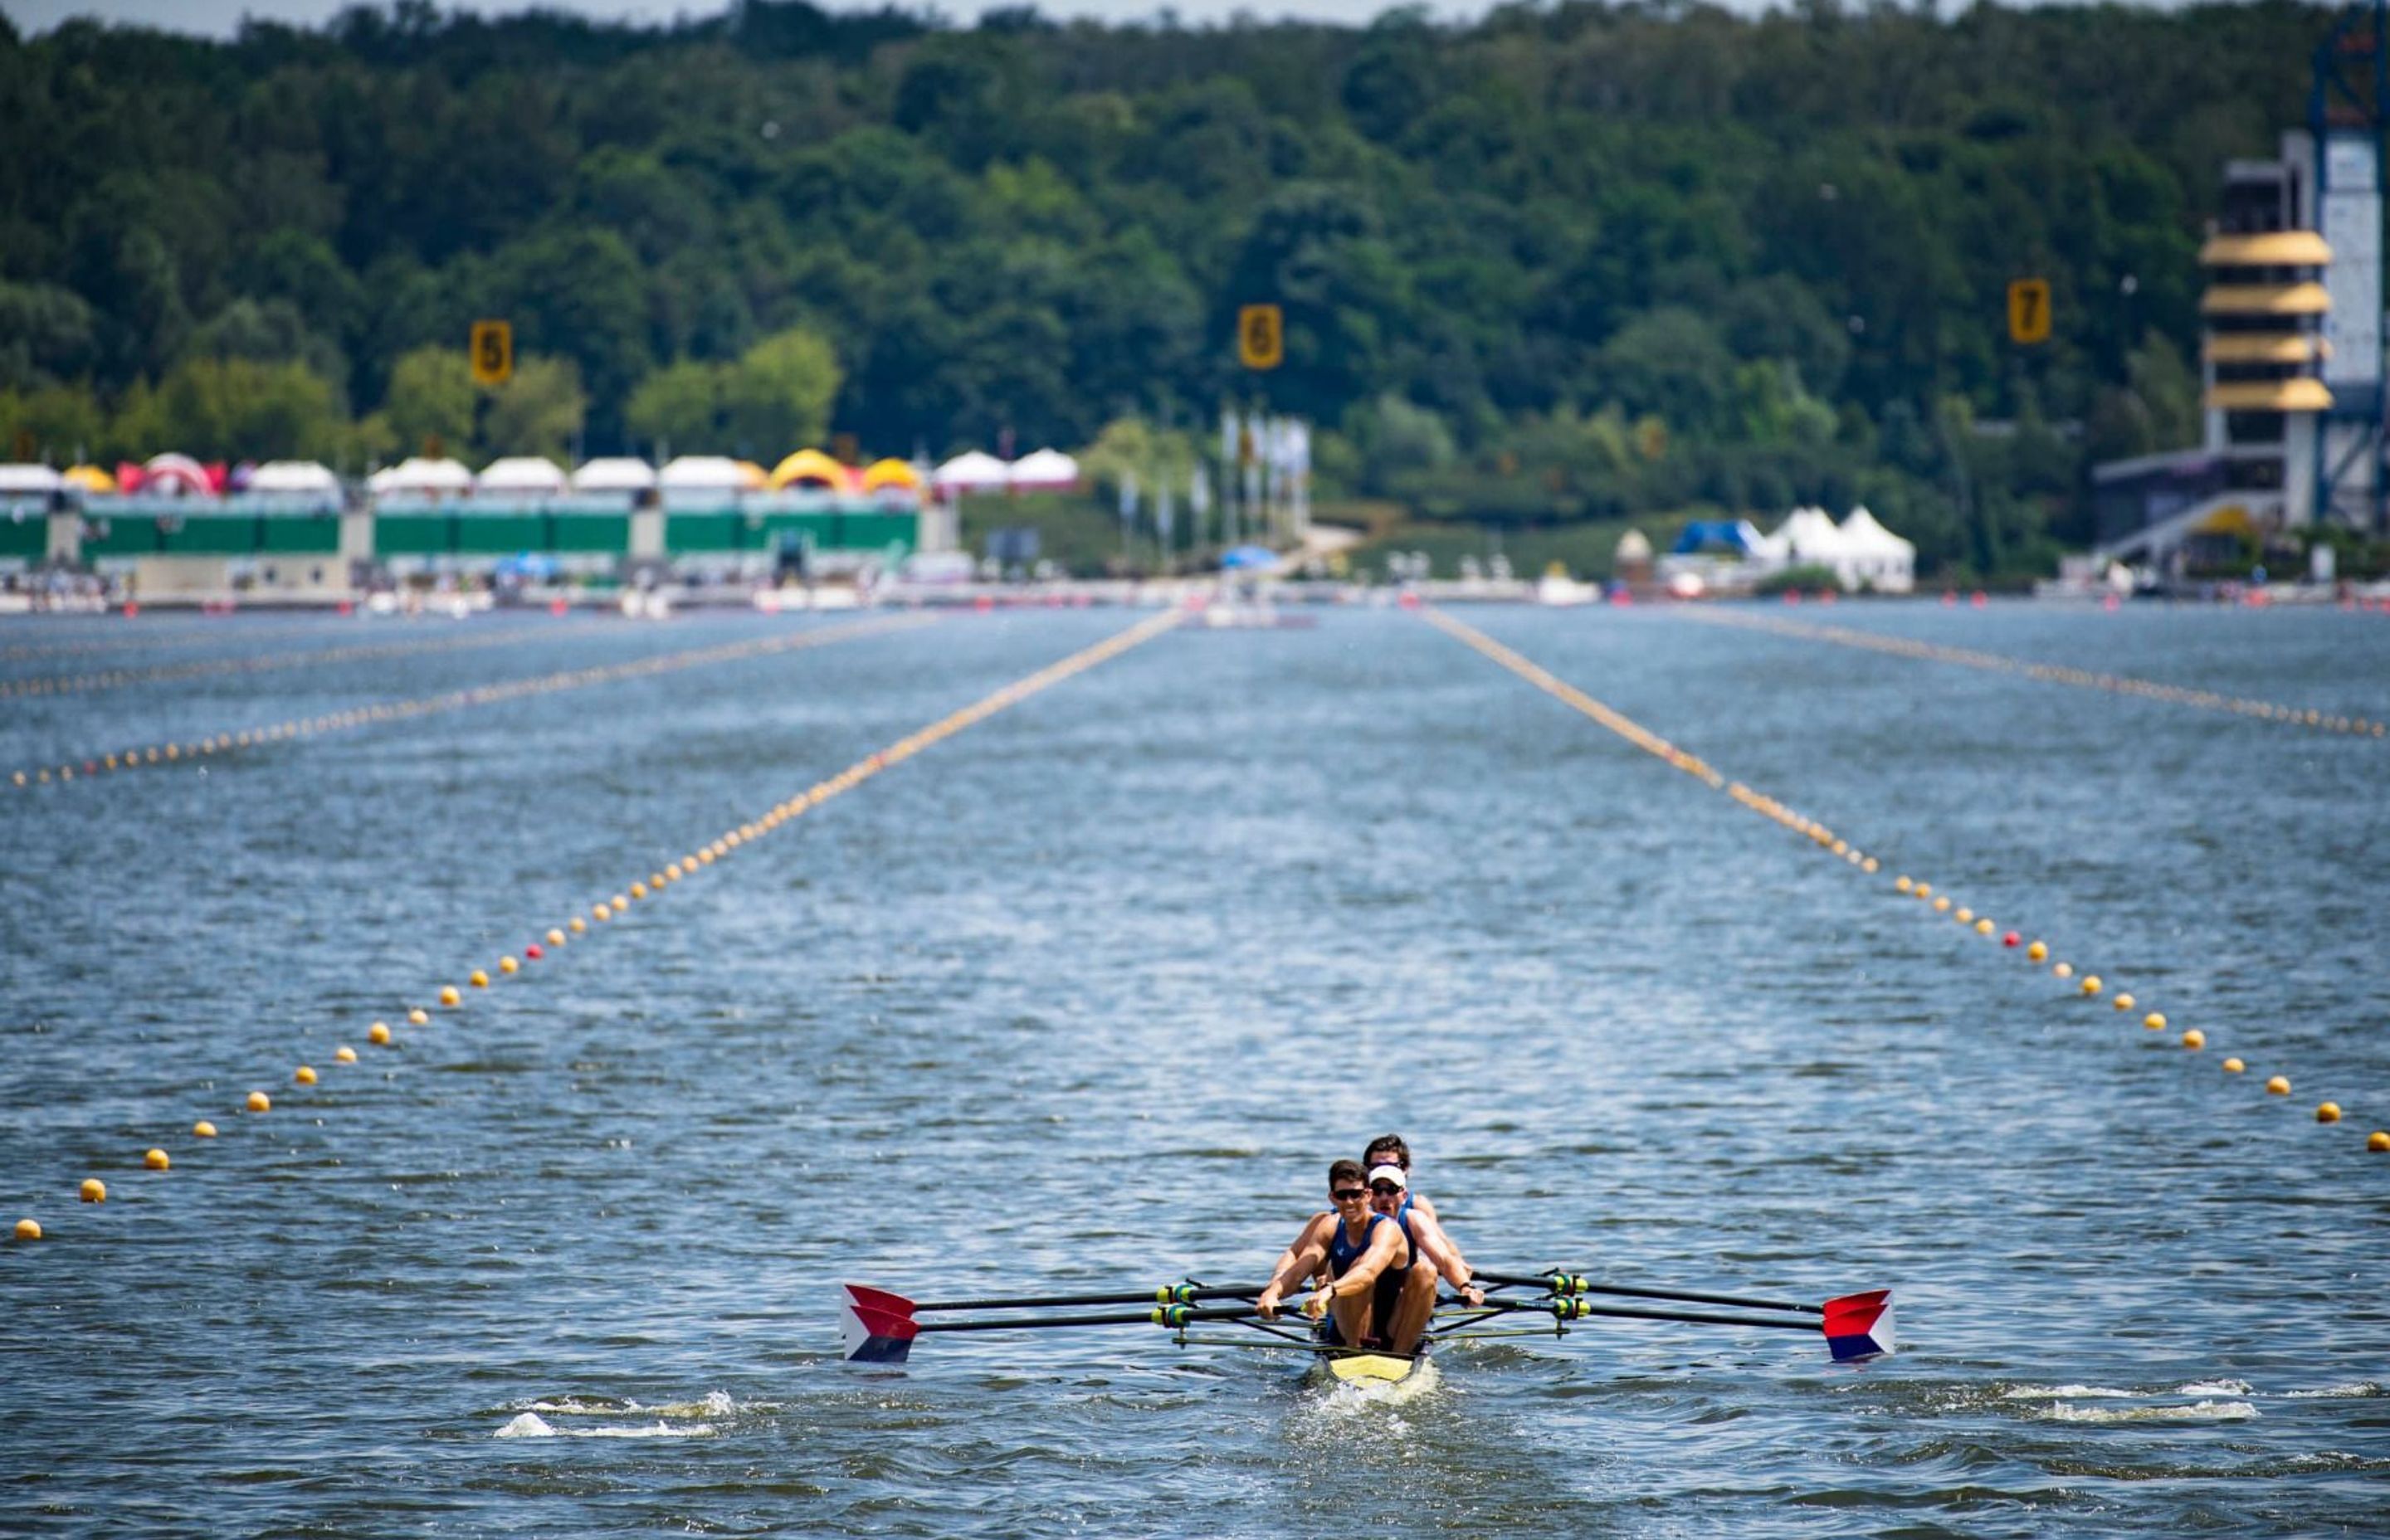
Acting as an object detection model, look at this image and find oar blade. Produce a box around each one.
[1821,1289,1894,1362]
[841,1294,919,1364]
[844,1284,918,1318]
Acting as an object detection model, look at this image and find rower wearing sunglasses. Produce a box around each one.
[1255,1158,1435,1355]
[1363,1134,1485,1311]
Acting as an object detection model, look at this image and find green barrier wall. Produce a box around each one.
[0,516,46,559]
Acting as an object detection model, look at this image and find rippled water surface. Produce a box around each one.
[2,601,2385,1536]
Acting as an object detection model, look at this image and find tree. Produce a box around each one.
[382,347,476,458]
[626,359,725,457]
[108,358,345,462]
[720,328,841,456]
[482,354,587,461]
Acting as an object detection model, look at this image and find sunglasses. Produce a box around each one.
[1331,1188,1368,1201]
[1369,1182,1402,1196]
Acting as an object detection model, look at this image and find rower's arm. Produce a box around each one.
[1319,1221,1405,1297]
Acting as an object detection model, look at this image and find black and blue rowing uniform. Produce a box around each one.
[1321,1212,1412,1350]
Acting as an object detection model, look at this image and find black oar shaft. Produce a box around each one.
[1470,1296,1820,1333]
[912,1284,1266,1312]
[1477,1271,1819,1316]
[914,1305,1261,1334]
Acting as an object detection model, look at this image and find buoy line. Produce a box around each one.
[5,615,928,792]
[9,607,1184,1245]
[0,616,632,702]
[1,616,372,664]
[1420,606,2380,1161]
[1676,607,2387,740]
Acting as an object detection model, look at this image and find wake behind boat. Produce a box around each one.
[839,1270,1895,1381]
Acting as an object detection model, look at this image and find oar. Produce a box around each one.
[1475,1270,1820,1315]
[1460,1284,1895,1362]
[847,1280,1269,1315]
[841,1288,1271,1363]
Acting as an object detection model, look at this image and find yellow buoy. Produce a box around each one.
[500,957,518,975]
[2182,1030,2205,1050]
[144,1148,169,1171]
[335,1045,358,1064]
[2053,962,2074,979]
[80,1178,105,1203]
[1914,882,1930,899]
[2144,1013,2166,1031]
[408,1008,430,1026]
[246,1090,271,1113]
[12,1218,37,1240]
[630,883,647,900]
[1974,919,1995,935]
[612,894,629,910]
[546,928,566,946]
[2316,1101,2341,1123]
[2223,1057,2246,1074]
[2266,1075,2290,1095]
[593,904,612,922]
[469,969,489,988]
[2080,976,2102,997]
[1932,896,1951,913]
[1953,906,1973,923]
[2113,992,2135,1011]
[440,986,461,1007]
[294,1065,316,1085]
[666,864,684,881]
[2370,1131,2390,1153]
[2027,941,2047,962]
[651,873,666,889]
[569,918,587,934]
[194,1119,217,1137]
[368,1022,392,1045]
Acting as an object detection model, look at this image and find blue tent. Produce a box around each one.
[1671,520,1763,556]
[1220,544,1281,571]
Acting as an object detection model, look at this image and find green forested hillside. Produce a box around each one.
[0,1,2336,577]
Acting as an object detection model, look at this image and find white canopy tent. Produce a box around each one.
[1007,448,1080,490]
[1835,506,1916,593]
[0,464,65,495]
[655,456,746,491]
[368,456,476,495]
[476,456,569,495]
[573,457,659,493]
[244,461,341,496]
[932,451,1010,490]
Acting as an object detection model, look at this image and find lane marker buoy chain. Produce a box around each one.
[1678,607,2387,739]
[0,616,621,702]
[7,615,926,792]
[13,607,1185,1242]
[1422,607,2378,1160]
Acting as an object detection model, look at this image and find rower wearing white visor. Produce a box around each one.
[1363,1135,1484,1317]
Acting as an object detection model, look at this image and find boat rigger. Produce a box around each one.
[840,1272,1894,1370]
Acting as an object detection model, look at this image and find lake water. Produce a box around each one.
[2,600,2384,1536]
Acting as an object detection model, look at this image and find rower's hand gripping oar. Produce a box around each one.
[1471,1270,1894,1362]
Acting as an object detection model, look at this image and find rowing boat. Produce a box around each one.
[839,1270,1894,1379]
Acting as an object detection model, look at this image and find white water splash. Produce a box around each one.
[2284,1382,2382,1399]
[2034,1399,2257,1425]
[522,1391,742,1419]
[495,1411,716,1440]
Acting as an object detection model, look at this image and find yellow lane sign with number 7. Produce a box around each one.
[2007,280,2050,345]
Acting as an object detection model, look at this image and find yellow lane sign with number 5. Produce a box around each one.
[471,320,514,385]
[1238,305,1283,370]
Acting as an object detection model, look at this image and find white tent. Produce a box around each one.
[932,451,1010,490]
[573,456,659,492]
[1836,506,1916,594]
[1007,448,1080,490]
[245,461,341,495]
[368,456,476,495]
[656,456,746,491]
[1769,507,1848,568]
[0,464,64,495]
[476,456,569,495]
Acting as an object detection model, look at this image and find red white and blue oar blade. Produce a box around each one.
[1821,1289,1894,1362]
[841,1285,919,1364]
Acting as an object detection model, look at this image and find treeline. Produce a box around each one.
[0,1,2326,576]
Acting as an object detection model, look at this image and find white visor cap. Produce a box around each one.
[1366,1164,1407,1189]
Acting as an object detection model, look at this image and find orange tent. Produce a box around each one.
[768,449,846,490]
[861,458,920,492]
